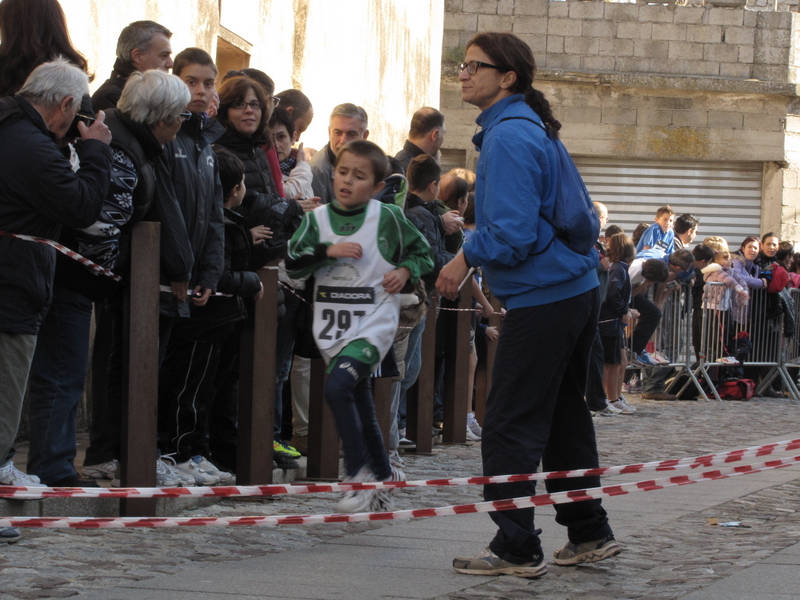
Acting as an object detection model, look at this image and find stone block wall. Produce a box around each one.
[444,0,799,82]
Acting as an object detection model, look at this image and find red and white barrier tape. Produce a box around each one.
[3,437,799,500]
[2,454,798,529]
[0,231,122,282]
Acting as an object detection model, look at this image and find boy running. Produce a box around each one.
[286,140,432,512]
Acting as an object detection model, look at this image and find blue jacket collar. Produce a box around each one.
[472,94,531,149]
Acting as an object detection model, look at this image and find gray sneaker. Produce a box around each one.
[337,466,376,513]
[172,456,220,486]
[0,527,21,544]
[453,548,547,578]
[82,459,118,480]
[611,397,636,414]
[191,456,235,485]
[553,536,622,565]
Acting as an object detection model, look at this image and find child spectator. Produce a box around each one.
[631,222,650,248]
[702,249,749,311]
[285,140,433,512]
[636,205,675,254]
[269,106,314,200]
[203,147,270,475]
[599,234,637,414]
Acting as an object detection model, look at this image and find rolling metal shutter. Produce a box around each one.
[573,157,763,244]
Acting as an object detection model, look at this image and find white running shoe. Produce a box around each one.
[388,449,406,468]
[611,397,637,414]
[466,428,482,442]
[337,466,377,513]
[160,455,195,486]
[0,459,46,487]
[190,456,235,485]
[172,456,220,486]
[156,458,182,487]
[371,466,406,512]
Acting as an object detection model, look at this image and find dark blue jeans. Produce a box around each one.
[26,285,93,484]
[325,355,390,480]
[482,288,613,563]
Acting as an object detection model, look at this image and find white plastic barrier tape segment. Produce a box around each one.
[1,454,799,529]
[2,437,798,500]
[0,231,122,282]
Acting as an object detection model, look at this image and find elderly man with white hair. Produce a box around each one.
[26,69,192,495]
[0,57,112,509]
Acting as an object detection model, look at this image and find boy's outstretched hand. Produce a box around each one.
[383,267,410,294]
[327,242,362,259]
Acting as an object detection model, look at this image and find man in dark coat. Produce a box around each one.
[91,20,173,111]
[394,106,446,173]
[0,59,112,505]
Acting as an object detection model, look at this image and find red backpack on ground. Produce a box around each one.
[716,379,756,400]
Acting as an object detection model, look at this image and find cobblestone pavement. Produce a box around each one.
[2,394,800,599]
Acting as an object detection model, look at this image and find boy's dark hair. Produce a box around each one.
[276,88,312,116]
[463,192,475,225]
[669,248,694,271]
[692,244,714,263]
[606,233,635,264]
[656,205,675,218]
[438,174,469,211]
[642,259,669,283]
[632,222,650,246]
[406,154,441,193]
[214,146,245,199]
[776,247,793,263]
[605,224,624,238]
[335,140,389,183]
[268,106,295,139]
[674,214,699,234]
[172,47,217,77]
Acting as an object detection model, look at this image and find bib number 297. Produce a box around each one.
[319,309,366,340]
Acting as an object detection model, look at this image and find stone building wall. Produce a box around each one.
[442,0,800,240]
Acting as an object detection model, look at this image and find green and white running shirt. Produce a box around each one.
[286,199,433,368]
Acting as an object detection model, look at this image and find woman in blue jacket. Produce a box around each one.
[438,32,619,578]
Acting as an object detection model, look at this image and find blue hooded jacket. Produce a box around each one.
[461,94,598,310]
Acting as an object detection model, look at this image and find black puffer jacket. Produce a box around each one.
[0,95,112,334]
[91,58,135,111]
[154,114,225,318]
[405,192,451,290]
[214,127,303,268]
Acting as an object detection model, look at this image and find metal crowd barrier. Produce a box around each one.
[695,282,799,400]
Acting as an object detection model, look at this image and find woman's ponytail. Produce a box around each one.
[524,86,561,138]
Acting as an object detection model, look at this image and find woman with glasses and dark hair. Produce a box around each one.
[437,31,619,578]
[213,74,304,467]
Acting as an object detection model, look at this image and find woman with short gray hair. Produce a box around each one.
[26,69,191,492]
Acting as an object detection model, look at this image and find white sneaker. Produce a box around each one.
[651,351,671,365]
[611,397,637,414]
[592,401,622,417]
[172,456,220,486]
[467,419,483,438]
[466,428,482,442]
[388,449,405,468]
[82,459,118,480]
[0,459,46,487]
[337,466,376,513]
[156,458,182,487]
[160,455,194,486]
[371,466,406,512]
[190,456,234,485]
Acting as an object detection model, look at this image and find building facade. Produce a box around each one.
[442,0,800,243]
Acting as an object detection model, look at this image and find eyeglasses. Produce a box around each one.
[458,60,502,75]
[180,111,192,121]
[270,95,280,107]
[231,100,262,111]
